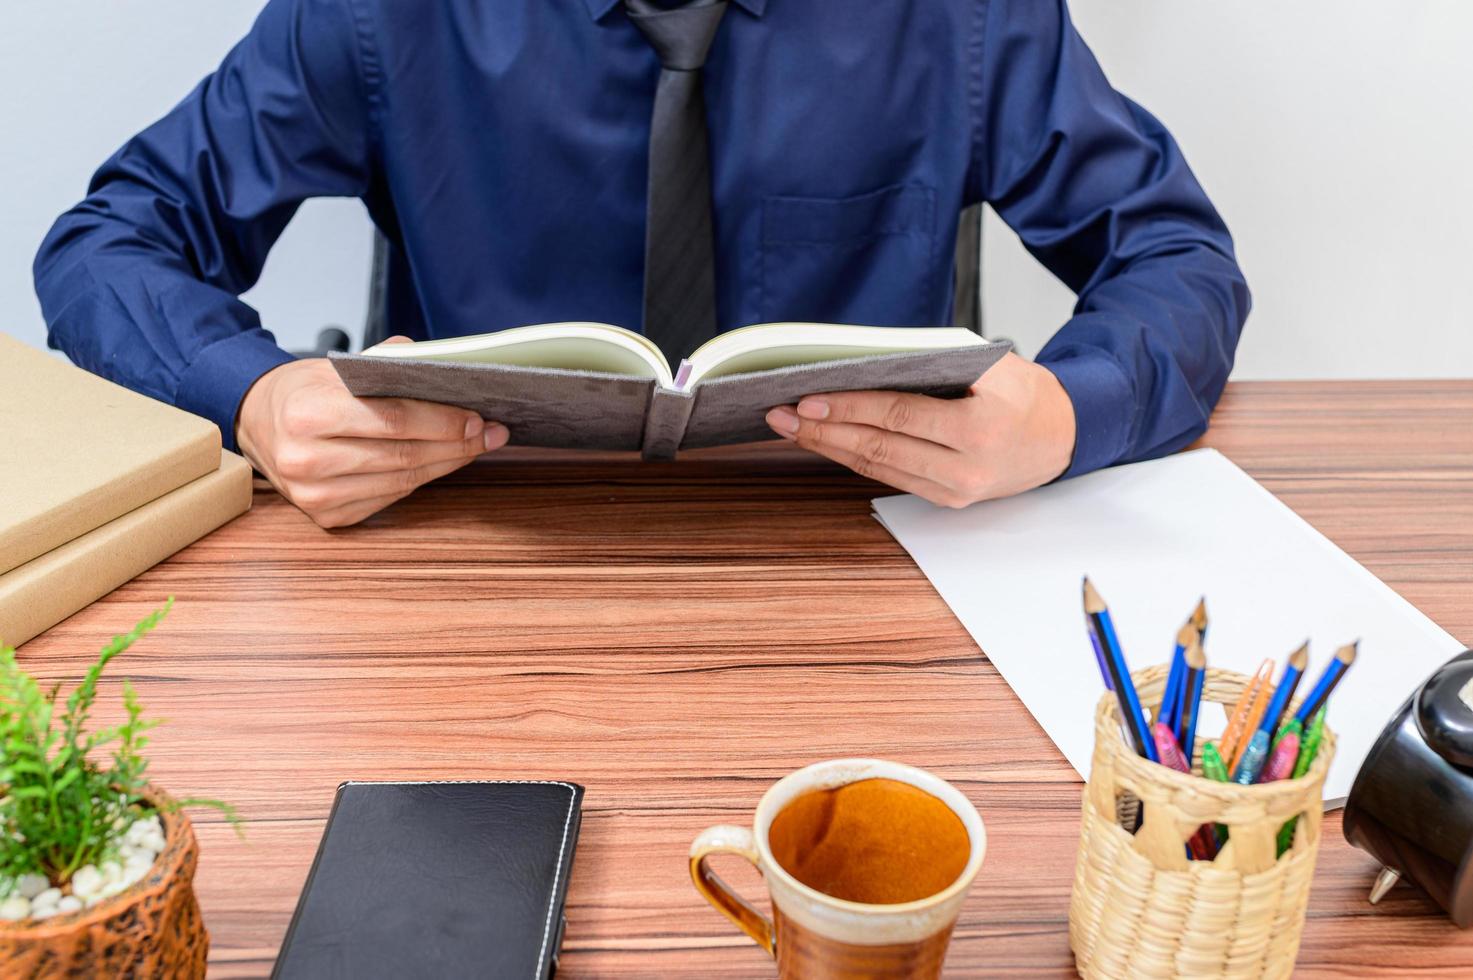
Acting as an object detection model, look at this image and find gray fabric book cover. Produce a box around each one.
[329,340,1011,459]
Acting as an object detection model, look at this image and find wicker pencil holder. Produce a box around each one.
[1069,665,1336,980]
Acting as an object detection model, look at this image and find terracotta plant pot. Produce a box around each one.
[0,786,209,978]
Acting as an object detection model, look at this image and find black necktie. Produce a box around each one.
[625,0,729,366]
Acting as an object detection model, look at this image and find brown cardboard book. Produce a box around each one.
[0,451,252,648]
[0,334,221,575]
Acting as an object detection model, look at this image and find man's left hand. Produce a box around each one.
[764,352,1077,507]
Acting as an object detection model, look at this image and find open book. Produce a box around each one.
[329,322,1010,459]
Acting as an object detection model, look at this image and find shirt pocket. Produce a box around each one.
[758,183,937,327]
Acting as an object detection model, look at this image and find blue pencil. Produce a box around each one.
[1087,624,1114,692]
[1191,597,1209,644]
[1294,641,1358,725]
[1158,599,1204,731]
[1258,642,1309,737]
[1083,578,1158,762]
[1178,635,1207,767]
[1173,599,1208,740]
[1158,627,1188,728]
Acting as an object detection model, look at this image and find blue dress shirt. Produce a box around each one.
[35,0,1249,474]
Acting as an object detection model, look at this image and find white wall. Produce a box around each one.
[3,0,1470,377]
[0,1,372,358]
[988,0,1473,377]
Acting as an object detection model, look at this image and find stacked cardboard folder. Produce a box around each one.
[1,334,253,647]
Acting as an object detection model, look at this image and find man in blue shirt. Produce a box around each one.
[35,0,1248,528]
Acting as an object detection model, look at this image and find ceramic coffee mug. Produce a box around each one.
[689,758,986,979]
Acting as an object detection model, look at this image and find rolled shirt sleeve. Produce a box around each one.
[33,0,375,451]
[976,0,1251,477]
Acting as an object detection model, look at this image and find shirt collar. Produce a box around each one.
[583,0,766,21]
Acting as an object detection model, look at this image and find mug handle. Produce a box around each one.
[689,825,776,958]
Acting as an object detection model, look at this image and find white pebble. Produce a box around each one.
[16,874,49,899]
[141,832,166,854]
[70,865,102,897]
[32,887,62,907]
[99,880,126,900]
[56,896,83,914]
[29,903,58,920]
[0,896,30,921]
[100,861,123,885]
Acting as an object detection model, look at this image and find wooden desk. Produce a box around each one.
[17,381,1473,977]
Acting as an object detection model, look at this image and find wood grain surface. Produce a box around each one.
[14,380,1473,978]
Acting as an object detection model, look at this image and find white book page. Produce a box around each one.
[362,323,671,386]
[872,448,1465,805]
[684,323,985,386]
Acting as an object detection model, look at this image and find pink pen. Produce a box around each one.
[1259,732,1301,782]
[1153,722,1190,772]
[1155,723,1216,859]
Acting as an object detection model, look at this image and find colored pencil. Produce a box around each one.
[1294,641,1358,726]
[1228,666,1276,771]
[1083,578,1157,762]
[1161,599,1206,731]
[1158,621,1192,730]
[1219,659,1273,767]
[1153,723,1190,772]
[1178,635,1207,767]
[1179,599,1206,735]
[1086,624,1113,691]
[1259,642,1309,738]
[1260,732,1301,782]
[1191,597,1208,641]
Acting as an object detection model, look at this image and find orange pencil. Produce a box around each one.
[1219,659,1273,768]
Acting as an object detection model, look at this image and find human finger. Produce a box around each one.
[767,407,963,488]
[793,389,962,446]
[280,424,508,480]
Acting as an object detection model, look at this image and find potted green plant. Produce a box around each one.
[0,599,239,978]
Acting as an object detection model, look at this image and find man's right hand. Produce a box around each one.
[235,347,507,528]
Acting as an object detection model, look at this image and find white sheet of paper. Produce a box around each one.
[871,448,1465,805]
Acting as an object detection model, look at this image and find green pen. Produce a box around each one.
[1292,706,1328,779]
[1202,741,1230,782]
[1272,717,1303,751]
[1277,818,1296,856]
[1202,741,1230,851]
[1278,706,1329,855]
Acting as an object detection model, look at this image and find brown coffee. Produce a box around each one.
[767,777,970,905]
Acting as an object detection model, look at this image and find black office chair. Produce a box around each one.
[952,202,983,337]
[297,204,985,355]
